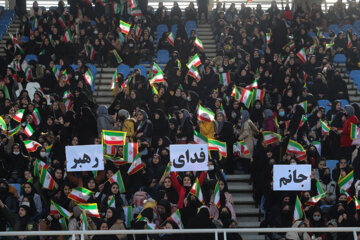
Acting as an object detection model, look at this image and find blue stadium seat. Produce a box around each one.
[117,65,131,78]
[133,65,147,78]
[157,50,169,64]
[308,32,316,38]
[317,99,331,114]
[91,20,96,26]
[333,54,346,64]
[328,24,340,35]
[25,54,39,63]
[21,36,29,43]
[354,20,360,32]
[10,183,21,196]
[70,65,78,71]
[341,24,356,33]
[156,24,168,45]
[185,21,197,29]
[323,32,330,38]
[337,99,349,107]
[39,6,46,12]
[49,6,57,11]
[326,160,338,180]
[171,24,178,37]
[349,70,360,80]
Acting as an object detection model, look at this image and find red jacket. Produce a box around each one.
[341,115,359,147]
[170,171,207,208]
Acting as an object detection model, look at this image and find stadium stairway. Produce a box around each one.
[335,63,360,103]
[0,16,20,57]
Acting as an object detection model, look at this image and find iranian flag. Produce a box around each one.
[0,116,7,130]
[120,20,131,34]
[240,88,253,109]
[127,154,144,175]
[190,178,205,204]
[293,195,303,222]
[219,72,230,87]
[194,37,204,51]
[83,69,94,86]
[266,33,271,44]
[355,197,360,210]
[252,89,265,104]
[311,141,321,156]
[24,140,41,152]
[286,140,306,161]
[9,33,17,44]
[134,25,142,40]
[108,170,126,193]
[34,159,50,177]
[152,62,163,75]
[112,3,121,14]
[338,170,354,192]
[129,0,138,8]
[194,130,208,144]
[78,203,100,218]
[167,32,175,46]
[213,181,221,208]
[188,66,201,82]
[168,209,184,229]
[13,109,24,122]
[81,209,87,231]
[102,130,126,145]
[263,131,281,145]
[24,123,34,137]
[111,71,118,90]
[340,187,352,204]
[9,125,21,137]
[233,141,250,156]
[298,101,307,113]
[296,48,307,64]
[298,115,308,129]
[231,86,241,100]
[350,123,359,140]
[316,179,325,195]
[131,7,142,16]
[305,193,326,206]
[245,78,258,89]
[320,120,330,134]
[113,49,123,64]
[208,139,227,157]
[32,108,41,125]
[40,167,55,190]
[64,29,73,43]
[149,72,165,85]
[347,34,352,48]
[105,155,127,166]
[89,46,95,61]
[186,54,202,69]
[68,187,93,203]
[50,201,73,219]
[63,90,72,99]
[64,99,73,112]
[124,142,138,163]
[162,162,171,179]
[123,206,133,228]
[197,105,215,122]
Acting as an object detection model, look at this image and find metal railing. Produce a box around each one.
[0,228,359,240]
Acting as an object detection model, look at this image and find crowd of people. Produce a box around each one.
[1,0,360,239]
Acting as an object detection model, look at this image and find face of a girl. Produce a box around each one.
[88,180,96,190]
[164,178,172,188]
[19,207,26,217]
[24,184,32,194]
[106,209,113,219]
[111,184,119,194]
[64,185,71,195]
[55,169,63,180]
[219,181,225,191]
[183,176,191,187]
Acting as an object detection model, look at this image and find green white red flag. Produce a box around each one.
[83,69,94,86]
[13,109,24,122]
[240,88,253,109]
[338,170,354,192]
[208,139,227,157]
[167,32,175,46]
[127,154,143,175]
[120,20,131,34]
[124,142,138,163]
[305,193,326,206]
[194,130,208,144]
[263,131,281,145]
[320,120,330,134]
[188,66,201,82]
[231,86,241,100]
[293,195,303,222]
[194,37,204,51]
[24,140,41,152]
[149,72,165,85]
[219,72,230,87]
[197,105,215,122]
[50,200,73,219]
[213,181,221,208]
[78,203,100,218]
[102,130,126,145]
[123,206,133,228]
[40,167,55,190]
[186,54,201,69]
[108,170,126,193]
[24,123,34,137]
[350,123,359,140]
[32,108,41,125]
[68,187,93,203]
[168,209,184,229]
[190,178,204,204]
[296,48,307,63]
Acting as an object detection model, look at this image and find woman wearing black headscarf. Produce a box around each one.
[186,206,216,240]
[177,109,193,143]
[76,106,97,144]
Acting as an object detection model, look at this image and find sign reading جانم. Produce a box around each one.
[273,164,311,191]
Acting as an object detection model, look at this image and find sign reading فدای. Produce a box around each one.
[170,144,208,172]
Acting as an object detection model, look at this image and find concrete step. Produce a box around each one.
[240,234,264,240]
[234,205,261,216]
[227,182,253,192]
[94,91,114,97]
[232,193,256,204]
[226,174,251,182]
[94,84,112,91]
[237,221,261,228]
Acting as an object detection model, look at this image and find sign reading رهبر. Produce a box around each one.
[66,145,104,172]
